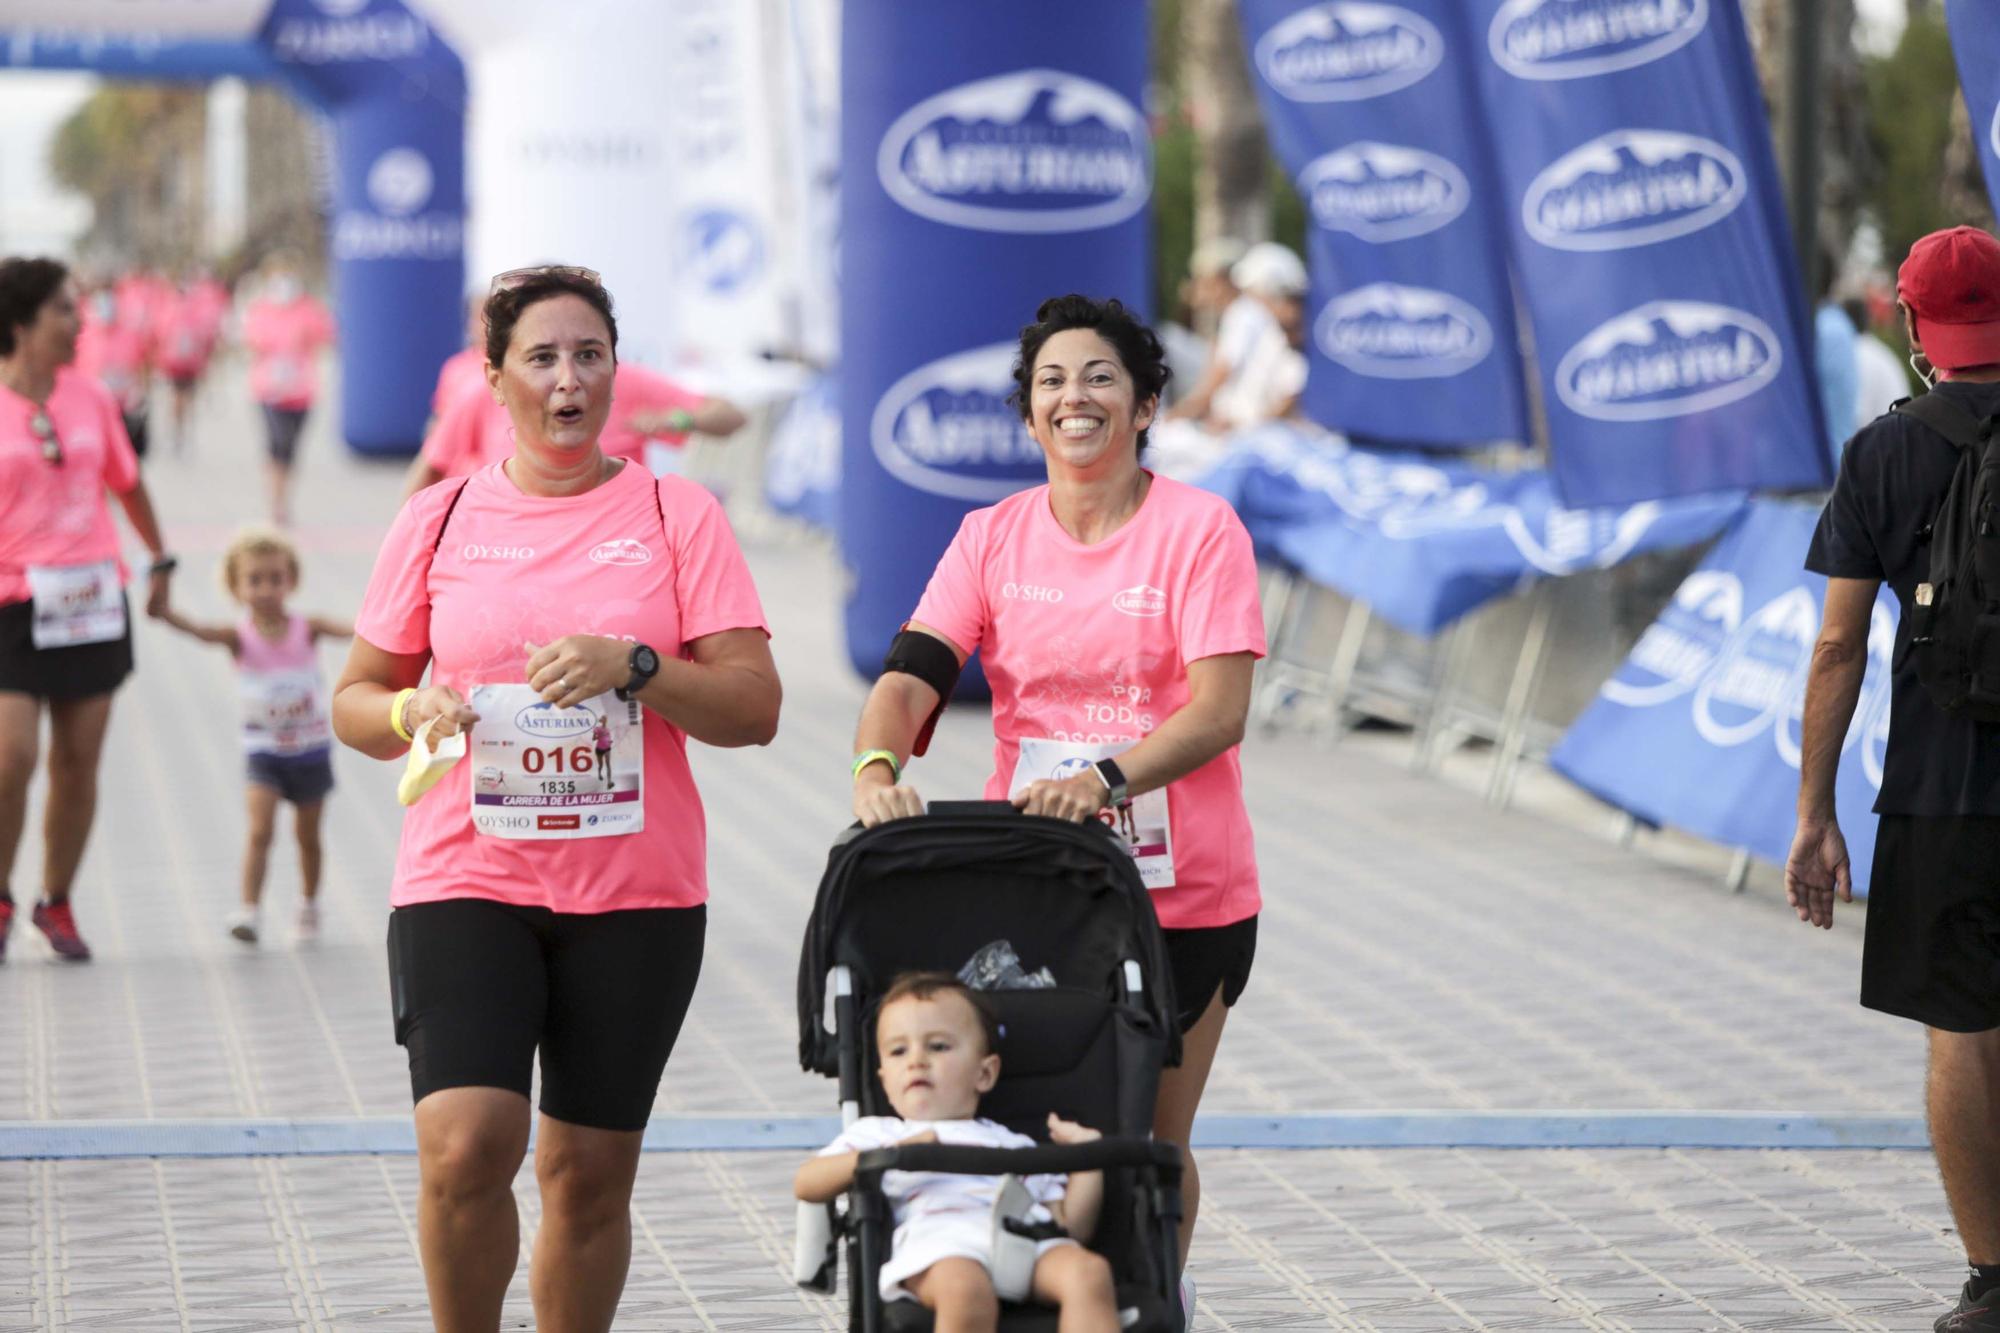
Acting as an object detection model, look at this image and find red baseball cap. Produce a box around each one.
[1898,226,2000,370]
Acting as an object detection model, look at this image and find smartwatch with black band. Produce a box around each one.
[1091,757,1130,807]
[616,642,661,701]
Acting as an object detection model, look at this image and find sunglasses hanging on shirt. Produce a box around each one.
[28,411,63,466]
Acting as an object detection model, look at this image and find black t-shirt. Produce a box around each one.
[1806,380,2000,814]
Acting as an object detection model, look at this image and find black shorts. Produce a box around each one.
[1161,915,1257,1033]
[0,597,134,700]
[261,406,308,464]
[122,410,149,460]
[387,897,706,1131]
[246,747,335,806]
[1863,816,2000,1033]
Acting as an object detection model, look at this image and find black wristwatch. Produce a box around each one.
[616,642,661,701]
[149,554,178,576]
[1091,757,1130,807]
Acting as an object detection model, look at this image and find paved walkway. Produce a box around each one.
[0,372,1965,1330]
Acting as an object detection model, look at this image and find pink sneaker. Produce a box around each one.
[32,900,91,962]
[0,899,13,963]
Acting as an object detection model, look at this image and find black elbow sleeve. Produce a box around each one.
[881,629,961,756]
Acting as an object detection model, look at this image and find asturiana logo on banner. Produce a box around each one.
[876,69,1150,234]
[1523,129,1745,251]
[334,146,460,262]
[1300,142,1469,242]
[1254,3,1444,103]
[1315,283,1493,379]
[273,0,427,63]
[870,343,1046,501]
[678,209,765,296]
[1555,301,1780,422]
[1599,569,1741,707]
[1489,0,1707,81]
[1691,586,1817,748]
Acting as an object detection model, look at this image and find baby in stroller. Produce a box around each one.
[796,972,1121,1333]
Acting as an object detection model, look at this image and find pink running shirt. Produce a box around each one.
[153,294,217,379]
[354,459,769,913]
[422,363,706,477]
[0,371,141,605]
[235,612,332,756]
[75,313,150,411]
[244,297,335,409]
[430,345,488,416]
[912,474,1267,930]
[599,364,705,463]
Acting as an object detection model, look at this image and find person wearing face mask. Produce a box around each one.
[242,258,335,526]
[0,257,176,964]
[1791,225,2000,1333]
[847,293,1267,1331]
[330,266,781,1332]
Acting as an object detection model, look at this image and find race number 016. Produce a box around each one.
[521,745,597,775]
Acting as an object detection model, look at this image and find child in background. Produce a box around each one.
[153,529,351,944]
[795,972,1120,1331]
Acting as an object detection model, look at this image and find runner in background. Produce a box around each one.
[847,293,1266,1328]
[152,528,352,946]
[153,273,226,456]
[74,279,153,461]
[429,293,490,424]
[242,256,335,526]
[0,257,177,964]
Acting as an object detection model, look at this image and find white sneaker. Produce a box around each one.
[1179,1273,1196,1333]
[227,907,260,944]
[295,902,320,944]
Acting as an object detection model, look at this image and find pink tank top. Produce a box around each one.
[236,613,331,756]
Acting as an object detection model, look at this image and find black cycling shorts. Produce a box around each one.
[1863,816,2000,1033]
[387,897,705,1131]
[261,406,308,465]
[0,596,134,700]
[1161,914,1258,1033]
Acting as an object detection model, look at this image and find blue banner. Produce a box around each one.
[1551,500,1893,895]
[1946,2,2000,227]
[840,1,1151,678]
[1466,0,1829,506]
[1196,425,1744,635]
[1238,1,1530,446]
[766,374,840,531]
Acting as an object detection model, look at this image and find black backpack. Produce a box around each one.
[1894,392,2000,720]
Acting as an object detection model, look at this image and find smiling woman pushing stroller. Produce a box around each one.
[849,294,1267,1325]
[332,267,780,1333]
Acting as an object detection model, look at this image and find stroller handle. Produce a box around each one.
[856,1136,1182,1183]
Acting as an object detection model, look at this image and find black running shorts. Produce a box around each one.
[0,597,134,700]
[1161,914,1258,1034]
[1863,816,2000,1033]
[261,406,308,464]
[387,898,706,1131]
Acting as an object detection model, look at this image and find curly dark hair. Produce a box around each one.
[482,267,618,370]
[1009,294,1171,453]
[0,258,69,358]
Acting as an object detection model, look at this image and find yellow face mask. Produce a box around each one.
[397,715,467,806]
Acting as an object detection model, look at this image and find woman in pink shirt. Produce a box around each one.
[849,294,1266,1313]
[0,258,177,964]
[331,267,780,1330]
[242,259,335,526]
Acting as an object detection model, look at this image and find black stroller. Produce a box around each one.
[794,802,1187,1333]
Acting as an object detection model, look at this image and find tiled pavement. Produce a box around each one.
[0,371,1966,1329]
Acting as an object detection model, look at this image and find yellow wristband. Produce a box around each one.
[389,688,418,744]
[852,749,901,783]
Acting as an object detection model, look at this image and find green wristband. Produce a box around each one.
[852,749,901,783]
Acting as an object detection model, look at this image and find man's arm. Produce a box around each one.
[1785,576,1878,928]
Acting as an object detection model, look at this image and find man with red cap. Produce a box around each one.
[1792,224,2000,1333]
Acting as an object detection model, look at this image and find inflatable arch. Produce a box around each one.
[2,0,465,455]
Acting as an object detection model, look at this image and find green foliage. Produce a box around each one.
[1154,123,1197,320]
[1863,9,1986,266]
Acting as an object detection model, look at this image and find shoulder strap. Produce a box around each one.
[430,477,472,554]
[1894,392,1991,451]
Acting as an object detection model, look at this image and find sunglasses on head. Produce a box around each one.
[488,265,601,296]
[28,411,62,467]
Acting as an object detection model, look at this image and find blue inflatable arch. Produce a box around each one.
[1,0,465,455]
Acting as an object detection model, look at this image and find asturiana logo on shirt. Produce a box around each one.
[1316,283,1493,379]
[1488,0,1707,81]
[871,342,1046,502]
[1301,141,1469,242]
[1554,300,1780,423]
[461,543,535,561]
[1254,3,1443,103]
[1112,585,1168,618]
[513,703,596,739]
[589,539,653,566]
[1523,129,1745,252]
[876,69,1151,234]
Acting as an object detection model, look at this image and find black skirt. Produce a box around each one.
[0,595,135,700]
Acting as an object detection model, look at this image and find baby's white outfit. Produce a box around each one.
[818,1115,1076,1302]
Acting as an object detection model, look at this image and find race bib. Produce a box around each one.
[467,684,644,840]
[27,561,125,649]
[240,668,330,756]
[1011,738,1175,889]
